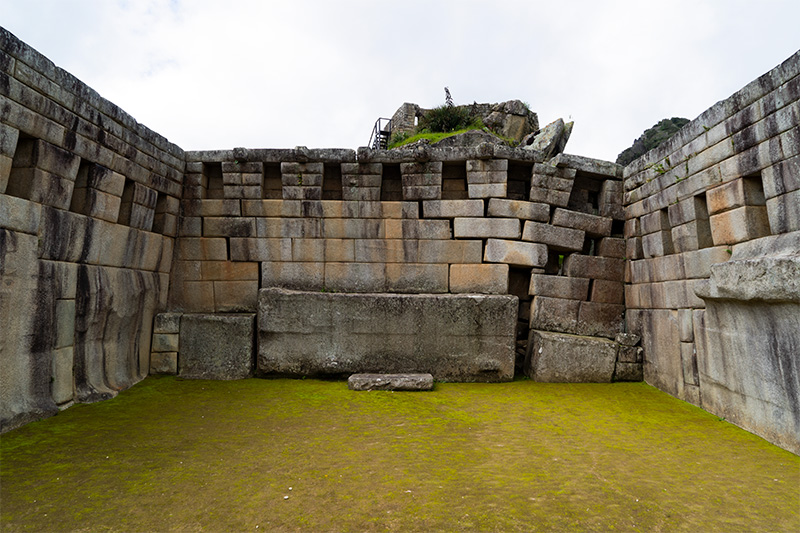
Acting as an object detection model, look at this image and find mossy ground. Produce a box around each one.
[1,377,798,532]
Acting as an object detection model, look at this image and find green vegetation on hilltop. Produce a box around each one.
[617,117,690,166]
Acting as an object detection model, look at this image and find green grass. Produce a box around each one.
[2,376,798,532]
[388,125,515,149]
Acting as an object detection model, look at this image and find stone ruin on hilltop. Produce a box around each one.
[1,27,798,455]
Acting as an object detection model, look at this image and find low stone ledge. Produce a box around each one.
[348,373,434,391]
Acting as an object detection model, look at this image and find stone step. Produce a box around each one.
[347,373,434,391]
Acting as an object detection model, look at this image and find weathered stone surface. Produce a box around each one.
[422,199,484,218]
[528,274,589,300]
[709,205,771,245]
[347,373,434,391]
[258,289,517,382]
[483,238,547,267]
[695,300,800,454]
[449,263,509,294]
[525,330,618,382]
[179,314,254,380]
[529,296,580,332]
[149,352,178,374]
[577,301,625,338]
[487,198,549,221]
[551,208,612,237]
[453,217,521,239]
[696,256,800,303]
[615,332,641,347]
[614,361,643,382]
[563,255,625,281]
[525,118,565,158]
[521,220,585,252]
[73,265,165,401]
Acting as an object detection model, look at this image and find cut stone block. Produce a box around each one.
[423,199,484,218]
[707,177,766,215]
[525,330,618,382]
[453,217,521,239]
[12,138,80,179]
[529,296,580,332]
[385,219,450,240]
[529,274,590,300]
[203,217,257,237]
[596,237,625,258]
[177,238,228,261]
[258,289,518,382]
[529,187,570,207]
[487,198,549,221]
[449,263,509,294]
[522,220,586,252]
[590,279,624,304]
[214,280,259,312]
[261,261,325,291]
[468,183,507,198]
[668,196,710,227]
[179,314,255,380]
[642,230,675,257]
[0,194,42,235]
[385,263,448,293]
[324,262,386,293]
[484,238,548,267]
[151,333,179,352]
[626,236,644,260]
[671,220,714,253]
[348,373,434,391]
[149,352,178,374]
[563,255,625,282]
[614,362,643,382]
[551,208,612,237]
[766,189,800,234]
[640,209,671,235]
[617,345,643,363]
[154,313,181,334]
[577,301,625,338]
[710,205,771,245]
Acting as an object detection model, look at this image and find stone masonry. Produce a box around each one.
[1,28,798,454]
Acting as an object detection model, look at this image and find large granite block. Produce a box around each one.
[179,314,255,380]
[525,330,617,382]
[258,289,517,381]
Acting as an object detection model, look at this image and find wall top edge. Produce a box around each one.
[622,49,800,182]
[0,26,185,160]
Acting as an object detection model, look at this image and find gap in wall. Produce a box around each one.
[262,163,282,199]
[441,162,468,200]
[381,164,402,201]
[322,163,343,200]
[507,161,533,201]
[203,162,223,199]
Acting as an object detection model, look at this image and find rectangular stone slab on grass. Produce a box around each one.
[348,373,434,391]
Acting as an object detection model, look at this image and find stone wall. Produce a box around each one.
[623,50,800,453]
[163,143,634,382]
[0,28,181,431]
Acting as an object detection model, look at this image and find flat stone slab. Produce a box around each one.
[348,373,434,391]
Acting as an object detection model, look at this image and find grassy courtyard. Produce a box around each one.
[1,376,798,532]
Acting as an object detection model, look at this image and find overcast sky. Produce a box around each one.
[2,0,799,161]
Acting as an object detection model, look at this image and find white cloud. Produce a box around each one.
[2,0,798,161]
